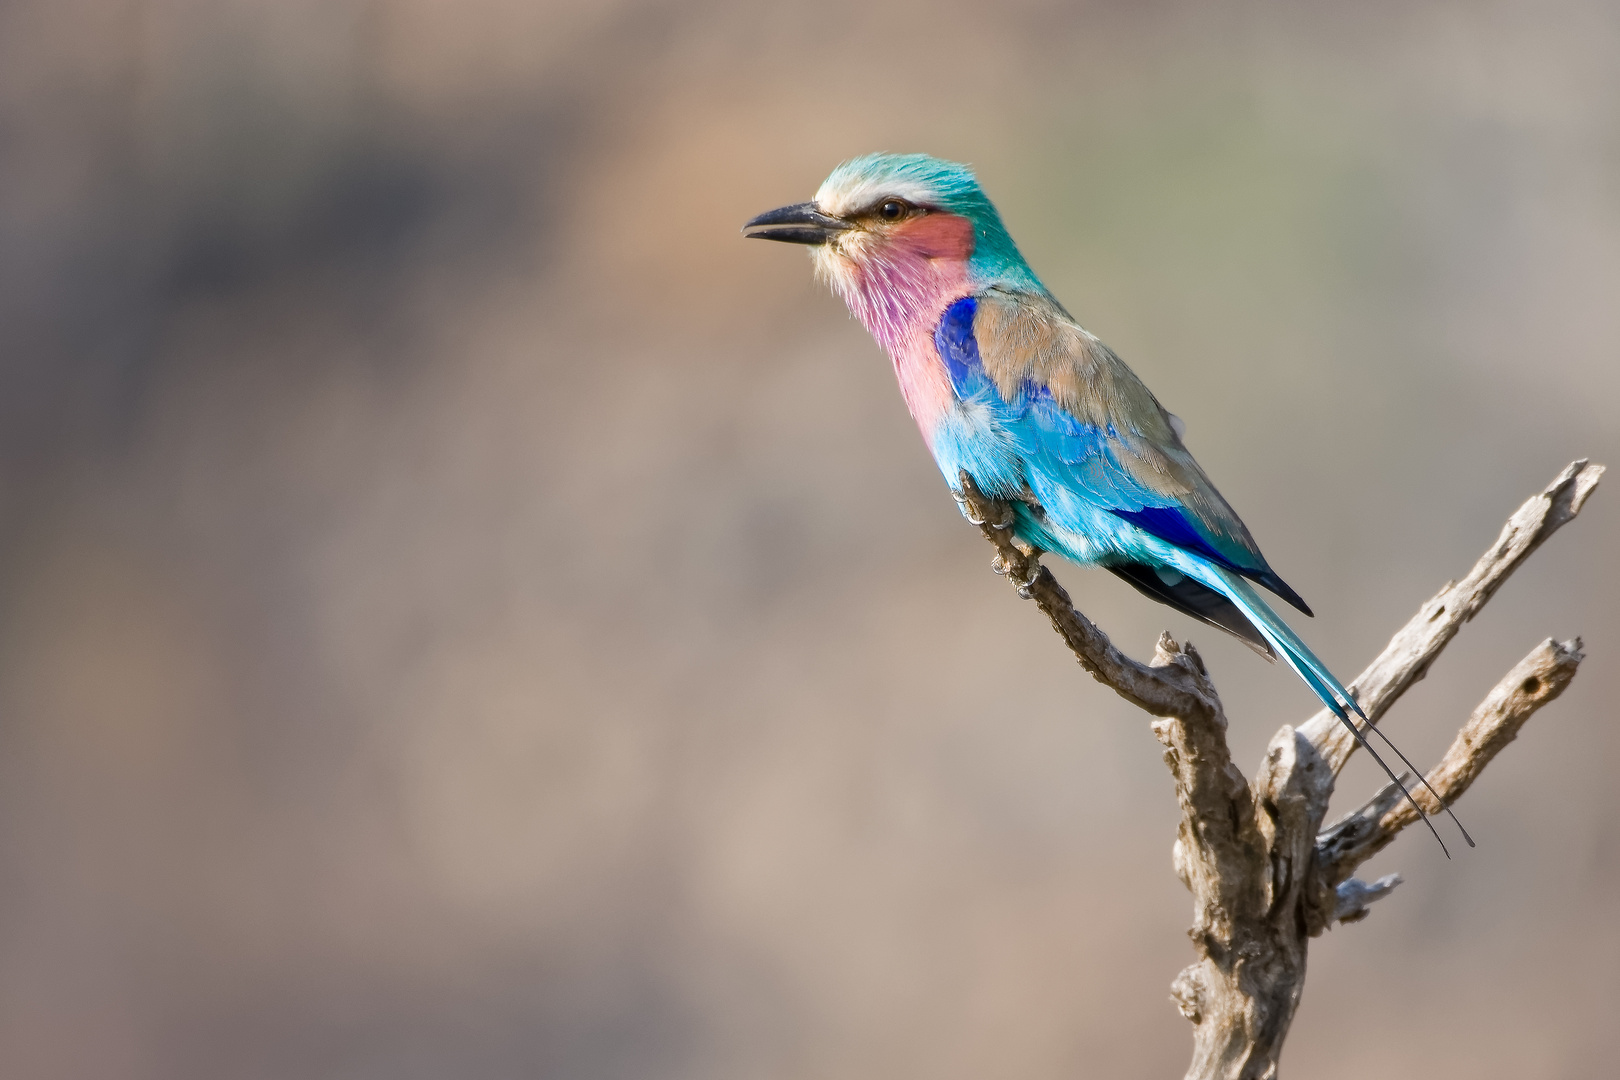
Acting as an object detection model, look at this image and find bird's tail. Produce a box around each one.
[1207,566,1474,857]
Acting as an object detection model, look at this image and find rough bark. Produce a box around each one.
[956,461,1601,1080]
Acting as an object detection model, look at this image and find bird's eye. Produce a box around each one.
[878,199,909,220]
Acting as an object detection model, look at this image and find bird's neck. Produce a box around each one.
[820,244,973,436]
[828,251,970,350]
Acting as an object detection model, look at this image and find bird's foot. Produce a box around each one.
[991,552,1042,599]
[953,487,1014,529]
[953,489,987,526]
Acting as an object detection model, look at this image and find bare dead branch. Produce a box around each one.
[1300,460,1603,773]
[1314,770,1414,886]
[1318,637,1584,881]
[957,473,1221,722]
[955,460,1599,1080]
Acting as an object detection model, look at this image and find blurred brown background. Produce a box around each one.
[1,1,1616,1077]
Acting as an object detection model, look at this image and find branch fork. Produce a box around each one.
[957,461,1601,1080]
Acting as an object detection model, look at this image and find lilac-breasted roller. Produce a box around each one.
[746,153,1468,851]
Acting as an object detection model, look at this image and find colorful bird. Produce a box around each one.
[746,152,1468,851]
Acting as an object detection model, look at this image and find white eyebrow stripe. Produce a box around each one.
[814,177,941,218]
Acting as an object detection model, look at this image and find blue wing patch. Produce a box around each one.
[936,296,981,391]
[1108,505,1253,576]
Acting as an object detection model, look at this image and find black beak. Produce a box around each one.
[743,202,853,245]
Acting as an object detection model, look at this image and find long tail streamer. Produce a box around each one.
[1214,570,1474,857]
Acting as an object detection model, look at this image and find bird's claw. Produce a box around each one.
[952,490,991,526]
[992,554,1040,599]
[955,494,1014,529]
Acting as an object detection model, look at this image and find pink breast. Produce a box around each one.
[888,316,960,444]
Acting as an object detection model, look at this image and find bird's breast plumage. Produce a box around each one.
[815,214,979,440]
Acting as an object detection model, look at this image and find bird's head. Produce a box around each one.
[744,153,1041,299]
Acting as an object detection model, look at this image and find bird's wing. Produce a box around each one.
[940,287,1310,615]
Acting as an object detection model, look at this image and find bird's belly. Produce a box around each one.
[1020,462,1171,567]
[929,399,1176,570]
[929,410,1151,567]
